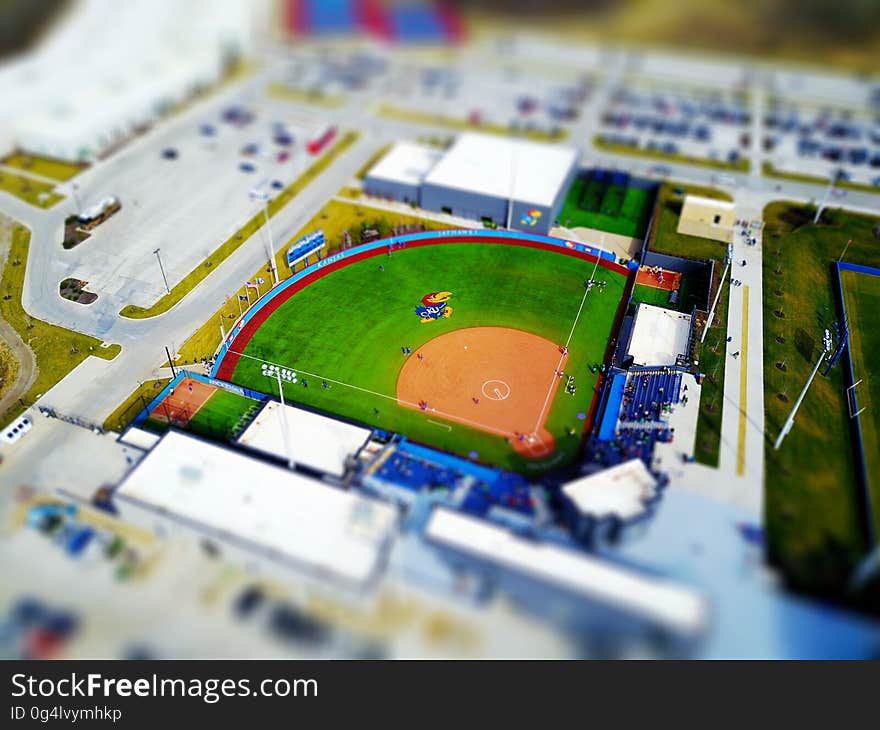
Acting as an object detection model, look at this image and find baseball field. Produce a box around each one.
[217,237,630,474]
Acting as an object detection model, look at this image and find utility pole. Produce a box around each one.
[814,169,842,225]
[153,248,170,294]
[250,188,279,285]
[774,330,832,450]
[702,244,732,344]
[165,346,177,378]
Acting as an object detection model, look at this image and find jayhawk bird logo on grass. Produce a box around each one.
[415,291,453,322]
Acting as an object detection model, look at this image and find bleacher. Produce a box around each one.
[369,439,534,518]
[584,367,683,469]
[620,367,682,425]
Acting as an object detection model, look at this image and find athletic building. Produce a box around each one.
[677,195,735,243]
[363,132,579,234]
[363,141,443,205]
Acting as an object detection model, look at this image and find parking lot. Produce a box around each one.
[596,80,751,168]
[53,83,336,310]
[763,100,880,187]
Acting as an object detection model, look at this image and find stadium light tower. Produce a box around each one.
[250,188,279,285]
[773,329,832,451]
[275,369,295,470]
[701,244,733,344]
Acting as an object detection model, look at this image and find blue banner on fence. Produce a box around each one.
[286,230,325,267]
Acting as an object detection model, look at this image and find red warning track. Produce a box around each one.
[214,232,631,382]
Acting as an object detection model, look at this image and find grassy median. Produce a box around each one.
[594,136,750,173]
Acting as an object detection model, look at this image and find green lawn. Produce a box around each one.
[0,225,121,426]
[839,268,880,527]
[762,162,880,195]
[186,389,261,441]
[230,243,627,474]
[762,202,880,599]
[2,153,86,182]
[558,173,656,238]
[0,170,63,208]
[103,378,171,432]
[648,183,732,466]
[631,283,673,308]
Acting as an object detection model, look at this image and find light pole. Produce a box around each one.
[71,182,82,213]
[774,329,832,451]
[250,188,279,285]
[153,248,170,294]
[702,244,732,344]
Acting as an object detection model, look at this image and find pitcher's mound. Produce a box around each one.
[396,326,566,459]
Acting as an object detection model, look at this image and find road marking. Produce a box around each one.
[737,285,749,476]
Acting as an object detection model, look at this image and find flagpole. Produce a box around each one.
[237,293,243,316]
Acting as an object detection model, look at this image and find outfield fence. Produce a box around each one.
[833,261,878,548]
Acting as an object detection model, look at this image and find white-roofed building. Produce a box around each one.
[0,0,254,161]
[626,303,693,367]
[236,400,372,479]
[421,132,579,234]
[361,132,579,234]
[424,507,705,638]
[113,430,397,586]
[561,459,659,523]
[363,141,443,205]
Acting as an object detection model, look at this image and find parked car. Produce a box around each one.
[239,162,256,173]
[161,148,178,160]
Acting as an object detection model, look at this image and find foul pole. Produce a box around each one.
[774,331,831,450]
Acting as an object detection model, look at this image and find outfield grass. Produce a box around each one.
[176,199,456,364]
[593,136,750,173]
[0,225,121,426]
[558,174,655,238]
[1,153,86,182]
[762,202,880,599]
[376,104,568,143]
[631,283,674,309]
[119,131,360,319]
[840,269,880,518]
[0,170,64,208]
[186,389,261,441]
[230,243,626,474]
[648,183,732,466]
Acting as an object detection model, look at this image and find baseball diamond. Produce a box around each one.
[214,232,631,474]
